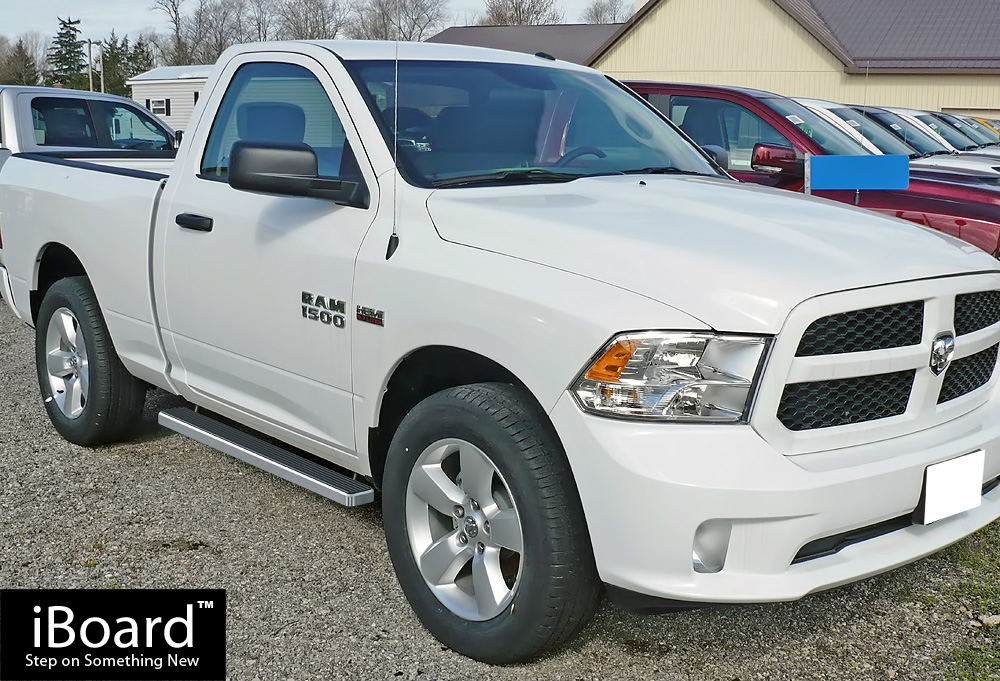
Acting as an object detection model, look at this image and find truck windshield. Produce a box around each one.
[825,107,917,157]
[857,108,949,156]
[345,60,721,188]
[764,98,869,156]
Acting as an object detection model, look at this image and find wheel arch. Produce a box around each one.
[367,345,555,489]
[30,242,88,324]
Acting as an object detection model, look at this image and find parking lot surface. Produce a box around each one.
[0,304,990,680]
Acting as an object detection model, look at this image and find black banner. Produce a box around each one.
[0,589,225,680]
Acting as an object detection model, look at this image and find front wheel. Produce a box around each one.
[382,383,600,663]
[35,276,146,446]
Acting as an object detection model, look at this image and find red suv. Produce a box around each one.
[627,82,1000,256]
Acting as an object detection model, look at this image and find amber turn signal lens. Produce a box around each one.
[585,338,640,382]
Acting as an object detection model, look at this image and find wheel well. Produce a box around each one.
[368,346,537,488]
[31,244,86,324]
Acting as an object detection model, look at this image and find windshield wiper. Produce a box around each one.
[431,169,585,188]
[620,166,714,176]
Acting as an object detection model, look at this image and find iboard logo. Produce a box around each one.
[1,589,226,680]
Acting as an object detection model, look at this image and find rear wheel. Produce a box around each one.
[382,382,600,663]
[35,276,146,446]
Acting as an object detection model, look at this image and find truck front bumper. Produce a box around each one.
[551,390,1000,604]
[0,265,21,320]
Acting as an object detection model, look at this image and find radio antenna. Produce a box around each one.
[386,39,400,259]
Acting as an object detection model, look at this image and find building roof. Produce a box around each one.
[426,24,623,65]
[592,0,1000,72]
[127,65,214,84]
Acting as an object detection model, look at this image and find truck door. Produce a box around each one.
[157,54,377,459]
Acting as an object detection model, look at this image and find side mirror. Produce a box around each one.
[228,141,369,208]
[174,130,183,148]
[751,143,803,177]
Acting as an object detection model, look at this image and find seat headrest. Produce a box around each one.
[237,102,306,144]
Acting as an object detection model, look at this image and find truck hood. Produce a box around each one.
[426,175,999,333]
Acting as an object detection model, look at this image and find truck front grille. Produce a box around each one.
[777,371,914,431]
[751,274,1000,455]
[939,343,1000,404]
[954,290,1000,336]
[795,301,923,357]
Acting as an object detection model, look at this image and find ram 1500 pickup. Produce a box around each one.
[2,42,1000,663]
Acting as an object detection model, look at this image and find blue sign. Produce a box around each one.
[810,154,910,191]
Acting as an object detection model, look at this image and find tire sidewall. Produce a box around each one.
[35,278,112,444]
[383,390,570,661]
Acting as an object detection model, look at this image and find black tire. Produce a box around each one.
[35,276,146,446]
[382,382,601,663]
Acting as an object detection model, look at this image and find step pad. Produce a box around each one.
[158,407,374,507]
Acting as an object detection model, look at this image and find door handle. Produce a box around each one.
[175,213,214,232]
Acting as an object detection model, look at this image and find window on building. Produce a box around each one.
[150,99,170,116]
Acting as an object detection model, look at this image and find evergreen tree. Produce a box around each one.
[128,38,155,78]
[47,17,88,89]
[6,39,40,85]
[99,31,130,96]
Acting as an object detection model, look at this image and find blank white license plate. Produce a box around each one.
[919,450,985,524]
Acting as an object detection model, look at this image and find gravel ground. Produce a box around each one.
[0,302,992,680]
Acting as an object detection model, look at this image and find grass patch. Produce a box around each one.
[945,521,1000,680]
[83,559,98,568]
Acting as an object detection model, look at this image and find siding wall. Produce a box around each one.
[130,80,207,130]
[595,0,1000,117]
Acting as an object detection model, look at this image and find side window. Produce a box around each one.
[201,62,354,180]
[90,101,172,150]
[30,97,97,147]
[150,99,169,116]
[663,95,793,172]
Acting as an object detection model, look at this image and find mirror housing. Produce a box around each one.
[173,129,183,148]
[751,143,802,177]
[228,140,368,208]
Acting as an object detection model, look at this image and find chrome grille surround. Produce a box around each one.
[752,273,1000,456]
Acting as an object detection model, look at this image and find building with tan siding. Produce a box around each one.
[590,0,1000,117]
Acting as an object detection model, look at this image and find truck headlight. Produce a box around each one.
[571,332,770,421]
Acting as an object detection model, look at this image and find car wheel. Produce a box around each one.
[383,382,600,663]
[35,276,146,446]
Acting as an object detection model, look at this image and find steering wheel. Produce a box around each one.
[555,146,607,167]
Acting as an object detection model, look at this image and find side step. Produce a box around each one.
[158,407,374,507]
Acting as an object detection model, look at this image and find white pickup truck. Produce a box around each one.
[2,41,1000,663]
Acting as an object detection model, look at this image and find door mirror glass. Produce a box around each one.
[228,141,369,207]
[751,143,802,176]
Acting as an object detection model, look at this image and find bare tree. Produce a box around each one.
[19,31,50,73]
[581,0,626,23]
[279,0,349,39]
[347,0,448,40]
[191,0,252,62]
[152,0,192,64]
[480,0,563,26]
[246,0,280,40]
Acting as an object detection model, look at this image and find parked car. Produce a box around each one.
[884,107,1000,160]
[797,98,1000,177]
[3,43,1000,664]
[628,82,1000,255]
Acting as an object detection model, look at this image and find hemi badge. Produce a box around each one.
[357,306,385,326]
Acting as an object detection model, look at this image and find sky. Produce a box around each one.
[0,0,600,45]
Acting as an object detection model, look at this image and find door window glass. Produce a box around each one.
[662,95,793,172]
[201,61,355,180]
[30,98,97,147]
[90,101,172,150]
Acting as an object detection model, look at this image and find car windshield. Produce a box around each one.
[344,60,721,187]
[826,107,917,156]
[765,97,868,155]
[941,113,1000,146]
[916,113,980,150]
[859,108,948,155]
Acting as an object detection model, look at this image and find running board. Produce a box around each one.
[158,407,374,507]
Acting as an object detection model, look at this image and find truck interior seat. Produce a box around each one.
[39,109,95,147]
[236,102,306,145]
